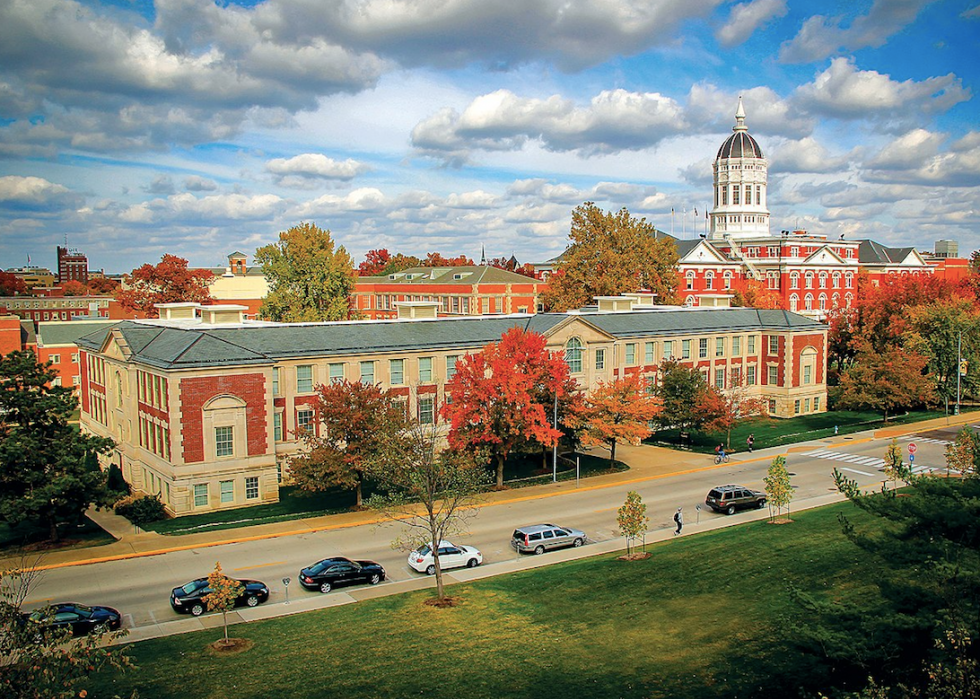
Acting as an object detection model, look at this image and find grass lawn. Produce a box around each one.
[0,516,115,554]
[648,407,971,454]
[93,502,879,699]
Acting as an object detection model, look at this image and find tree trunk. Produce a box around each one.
[496,452,505,489]
[610,440,617,469]
[355,475,362,509]
[434,552,444,600]
[48,518,59,543]
[223,611,229,644]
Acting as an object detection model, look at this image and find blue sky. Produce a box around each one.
[1,0,978,274]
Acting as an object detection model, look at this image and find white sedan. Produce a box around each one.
[408,541,483,575]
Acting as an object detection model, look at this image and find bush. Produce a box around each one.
[105,463,130,497]
[114,493,167,527]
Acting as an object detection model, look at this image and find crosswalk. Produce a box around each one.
[897,435,951,446]
[803,449,938,475]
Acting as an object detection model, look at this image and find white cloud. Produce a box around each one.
[715,0,787,47]
[0,175,83,212]
[779,0,937,64]
[118,192,285,225]
[184,175,218,191]
[686,83,814,138]
[769,137,853,174]
[864,129,945,170]
[265,154,371,185]
[145,175,176,195]
[863,131,980,187]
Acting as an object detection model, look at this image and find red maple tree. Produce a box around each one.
[696,379,768,450]
[116,255,214,318]
[358,249,394,276]
[568,373,660,467]
[86,276,120,294]
[0,271,27,296]
[731,277,782,310]
[442,327,575,488]
[60,280,90,296]
[423,252,473,267]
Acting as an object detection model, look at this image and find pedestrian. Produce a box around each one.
[746,434,754,452]
[673,507,683,536]
[834,425,839,436]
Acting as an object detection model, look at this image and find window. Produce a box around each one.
[818,294,827,311]
[768,399,777,415]
[805,398,811,412]
[215,426,234,457]
[71,353,79,364]
[566,338,583,373]
[682,340,691,359]
[768,336,779,354]
[794,399,801,415]
[220,480,234,504]
[730,366,741,386]
[732,336,741,356]
[722,187,728,205]
[819,272,827,289]
[595,349,605,370]
[297,409,314,432]
[747,336,756,354]
[296,365,313,393]
[246,477,259,500]
[272,367,280,396]
[814,396,821,411]
[790,294,799,312]
[804,365,812,384]
[418,357,433,383]
[805,272,814,289]
[72,375,80,386]
[715,337,725,357]
[645,342,655,364]
[685,272,695,290]
[663,341,673,359]
[194,484,208,508]
[756,185,761,205]
[49,354,60,364]
[389,359,404,385]
[698,338,708,359]
[714,368,725,389]
[733,185,740,205]
[768,365,778,385]
[790,272,799,289]
[845,273,854,289]
[360,361,375,385]
[274,412,283,441]
[52,377,62,387]
[419,396,435,425]
[329,363,344,384]
[446,356,459,382]
[625,343,636,365]
[705,272,714,290]
[746,365,756,385]
[804,294,813,311]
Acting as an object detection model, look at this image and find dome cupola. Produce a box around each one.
[716,99,764,159]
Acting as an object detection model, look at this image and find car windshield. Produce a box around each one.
[308,561,331,574]
[708,489,722,498]
[72,605,93,618]
[416,544,432,556]
[181,580,205,595]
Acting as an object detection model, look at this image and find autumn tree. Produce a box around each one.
[653,359,712,436]
[488,257,538,278]
[60,280,89,296]
[617,490,649,557]
[204,562,244,647]
[256,222,358,322]
[569,373,660,468]
[904,299,980,408]
[730,277,783,310]
[0,271,27,296]
[541,202,679,311]
[289,380,409,508]
[442,327,575,488]
[369,424,486,603]
[86,276,120,294]
[117,254,214,318]
[423,252,473,267]
[835,344,934,420]
[0,351,115,542]
[763,455,793,522]
[358,248,394,276]
[386,252,423,274]
[944,426,980,477]
[697,378,768,450]
[882,438,906,482]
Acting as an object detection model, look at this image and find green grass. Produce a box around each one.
[0,516,115,554]
[92,502,879,699]
[649,407,969,454]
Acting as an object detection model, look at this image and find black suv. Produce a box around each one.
[705,485,766,515]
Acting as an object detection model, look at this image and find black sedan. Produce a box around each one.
[24,602,122,637]
[170,577,270,616]
[299,556,385,593]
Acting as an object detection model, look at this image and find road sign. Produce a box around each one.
[908,442,917,454]
[909,454,915,463]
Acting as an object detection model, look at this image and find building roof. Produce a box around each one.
[75,308,824,371]
[858,240,919,265]
[357,265,540,285]
[716,131,764,159]
[36,319,119,347]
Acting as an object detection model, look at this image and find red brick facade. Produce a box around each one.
[180,374,268,463]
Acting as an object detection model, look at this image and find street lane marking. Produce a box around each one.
[804,449,884,468]
[899,435,950,445]
[233,560,286,572]
[838,467,875,477]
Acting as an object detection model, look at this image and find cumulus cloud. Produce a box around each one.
[145,175,176,195]
[793,58,970,120]
[863,130,980,187]
[864,129,945,170]
[118,192,285,225]
[0,175,83,212]
[768,137,854,174]
[686,83,814,138]
[779,0,936,63]
[265,154,371,186]
[715,0,787,47]
[184,175,218,191]
[412,88,687,164]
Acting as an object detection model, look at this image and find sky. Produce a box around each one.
[1,0,979,275]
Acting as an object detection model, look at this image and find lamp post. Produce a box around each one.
[956,330,962,416]
[552,390,558,483]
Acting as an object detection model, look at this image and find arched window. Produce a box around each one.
[805,272,814,289]
[565,337,583,374]
[685,271,695,290]
[832,293,840,308]
[832,272,841,288]
[705,271,714,290]
[685,295,696,307]
[845,273,853,289]
[790,272,800,289]
[804,293,814,311]
[845,292,854,308]
[800,347,818,386]
[819,272,827,288]
[114,371,123,408]
[818,293,827,310]
[723,271,732,290]
[789,294,799,312]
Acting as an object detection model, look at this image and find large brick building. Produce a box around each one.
[77,299,827,516]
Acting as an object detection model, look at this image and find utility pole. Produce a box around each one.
[552,391,558,482]
[956,330,962,416]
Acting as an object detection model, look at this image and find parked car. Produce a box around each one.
[23,602,122,637]
[705,485,767,515]
[408,541,483,575]
[511,524,586,555]
[170,577,270,616]
[299,557,385,593]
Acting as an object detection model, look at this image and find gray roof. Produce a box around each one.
[75,308,824,371]
[358,265,540,285]
[37,320,119,347]
[858,239,917,265]
[717,131,764,159]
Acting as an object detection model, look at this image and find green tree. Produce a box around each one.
[289,379,410,508]
[541,202,679,312]
[0,351,115,542]
[697,378,768,450]
[568,374,660,468]
[836,344,935,420]
[653,359,712,437]
[204,562,245,646]
[945,426,980,478]
[116,254,214,318]
[369,424,486,603]
[882,438,906,483]
[617,490,649,557]
[904,299,980,409]
[763,455,793,522]
[256,222,358,322]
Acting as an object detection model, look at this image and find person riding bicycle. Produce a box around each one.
[715,443,726,461]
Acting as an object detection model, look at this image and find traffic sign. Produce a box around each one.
[909,454,915,463]
[908,442,917,454]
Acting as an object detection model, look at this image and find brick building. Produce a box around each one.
[76,299,827,516]
[35,320,118,391]
[57,246,89,285]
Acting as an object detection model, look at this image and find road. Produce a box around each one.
[22,426,957,637]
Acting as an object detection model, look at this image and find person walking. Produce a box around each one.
[746,434,754,453]
[673,507,683,536]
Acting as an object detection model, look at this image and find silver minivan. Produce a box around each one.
[511,523,586,555]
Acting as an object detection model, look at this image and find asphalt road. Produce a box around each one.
[22,426,958,637]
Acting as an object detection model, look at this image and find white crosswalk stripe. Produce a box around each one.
[804,448,941,474]
[898,435,950,445]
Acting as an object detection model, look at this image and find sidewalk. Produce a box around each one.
[4,411,974,573]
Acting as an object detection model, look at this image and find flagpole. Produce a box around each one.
[670,208,674,237]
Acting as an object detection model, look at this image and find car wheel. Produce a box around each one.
[190,603,204,617]
[245,595,259,607]
[319,582,332,594]
[369,573,381,585]
[758,499,767,509]
[572,538,584,548]
[466,558,479,568]
[534,545,545,555]
[425,564,436,576]
[726,505,736,515]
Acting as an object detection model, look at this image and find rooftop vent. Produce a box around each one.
[155,302,200,321]
[594,296,637,313]
[199,304,247,325]
[395,301,440,320]
[698,294,734,308]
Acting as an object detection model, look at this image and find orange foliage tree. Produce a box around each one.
[358,248,394,276]
[117,254,214,318]
[204,562,244,646]
[568,373,660,468]
[730,277,782,309]
[86,276,120,294]
[696,379,768,450]
[423,252,473,266]
[836,344,935,420]
[442,327,577,488]
[59,280,90,296]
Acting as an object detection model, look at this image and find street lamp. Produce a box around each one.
[552,390,558,482]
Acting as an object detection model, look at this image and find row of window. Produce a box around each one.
[44,353,79,365]
[795,396,821,414]
[372,294,523,314]
[276,356,462,395]
[569,335,773,372]
[717,184,763,207]
[89,391,107,426]
[139,413,172,460]
[87,354,107,385]
[789,271,854,290]
[789,293,854,313]
[137,370,169,410]
[192,477,260,508]
[2,298,109,309]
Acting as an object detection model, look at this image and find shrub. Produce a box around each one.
[114,493,167,527]
[105,463,130,497]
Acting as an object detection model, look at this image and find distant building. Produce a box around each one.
[934,240,959,258]
[35,320,119,391]
[5,266,56,289]
[57,246,89,285]
[200,251,269,318]
[0,295,123,322]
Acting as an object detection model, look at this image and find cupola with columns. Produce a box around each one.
[709,97,770,241]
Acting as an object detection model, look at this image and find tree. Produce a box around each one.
[541,202,679,312]
[358,248,394,276]
[617,491,649,557]
[653,359,712,436]
[0,271,27,296]
[256,222,358,322]
[86,276,120,295]
[763,455,793,522]
[697,379,768,449]
[369,424,486,603]
[945,426,980,478]
[569,374,660,468]
[289,380,410,508]
[835,344,934,420]
[0,351,115,542]
[117,254,214,318]
[730,277,783,310]
[423,252,473,267]
[487,257,538,279]
[882,438,905,482]
[204,562,245,646]
[59,280,89,296]
[442,327,575,488]
[385,253,423,275]
[1,561,133,699]
[904,299,980,409]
